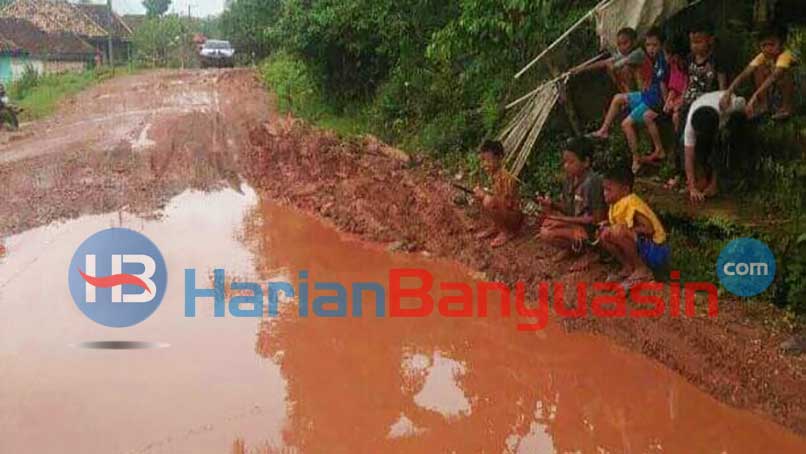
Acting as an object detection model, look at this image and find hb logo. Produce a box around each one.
[68,228,167,327]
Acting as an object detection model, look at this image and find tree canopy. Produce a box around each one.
[142,0,171,17]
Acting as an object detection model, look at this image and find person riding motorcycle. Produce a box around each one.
[0,83,20,130]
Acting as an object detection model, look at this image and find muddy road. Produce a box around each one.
[1,69,805,453]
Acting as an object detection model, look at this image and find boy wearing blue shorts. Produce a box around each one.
[590,27,670,173]
[598,165,670,287]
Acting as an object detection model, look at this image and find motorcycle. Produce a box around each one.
[0,84,21,131]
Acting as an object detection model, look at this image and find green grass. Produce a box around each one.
[9,67,126,121]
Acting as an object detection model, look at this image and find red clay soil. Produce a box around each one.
[1,68,803,436]
[240,115,806,435]
[0,69,264,235]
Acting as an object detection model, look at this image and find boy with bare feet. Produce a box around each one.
[598,165,669,287]
[683,91,746,203]
[537,138,606,270]
[588,27,669,174]
[721,25,797,121]
[474,140,523,248]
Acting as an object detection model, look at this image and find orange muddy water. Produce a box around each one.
[1,187,805,454]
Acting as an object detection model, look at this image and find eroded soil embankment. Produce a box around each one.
[240,116,806,435]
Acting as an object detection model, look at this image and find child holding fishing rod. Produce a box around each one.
[536,138,607,270]
[471,140,524,248]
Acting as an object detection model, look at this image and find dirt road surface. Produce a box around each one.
[1,69,805,453]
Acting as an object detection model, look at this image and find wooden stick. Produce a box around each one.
[451,182,476,195]
[506,52,605,110]
[513,0,610,79]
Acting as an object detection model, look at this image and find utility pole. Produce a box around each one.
[107,0,114,71]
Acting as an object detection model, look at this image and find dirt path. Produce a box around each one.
[1,68,805,439]
[0,69,269,235]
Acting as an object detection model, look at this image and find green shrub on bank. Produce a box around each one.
[8,67,131,121]
[10,71,94,120]
[260,52,323,118]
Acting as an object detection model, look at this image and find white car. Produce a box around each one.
[200,40,235,68]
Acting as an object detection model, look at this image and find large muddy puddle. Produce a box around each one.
[1,187,805,453]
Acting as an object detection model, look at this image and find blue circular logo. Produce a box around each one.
[716,238,776,297]
[68,228,167,327]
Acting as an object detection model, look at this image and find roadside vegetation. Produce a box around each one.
[131,14,220,68]
[215,0,806,317]
[7,65,125,121]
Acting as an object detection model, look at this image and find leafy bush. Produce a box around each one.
[9,70,101,120]
[260,51,323,118]
[132,15,195,67]
[10,64,40,99]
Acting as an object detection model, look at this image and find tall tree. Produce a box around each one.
[142,0,171,17]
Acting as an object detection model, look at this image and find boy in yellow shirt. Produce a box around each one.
[721,25,797,120]
[598,165,669,286]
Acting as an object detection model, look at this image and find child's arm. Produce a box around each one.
[545,202,607,226]
[572,58,613,75]
[663,90,679,113]
[632,212,656,238]
[721,65,754,109]
[718,71,728,91]
[543,213,594,225]
[684,144,705,202]
[747,67,789,114]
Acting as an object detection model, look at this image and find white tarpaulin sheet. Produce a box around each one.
[595,0,689,50]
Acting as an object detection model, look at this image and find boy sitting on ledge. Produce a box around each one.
[721,25,797,120]
[598,165,669,287]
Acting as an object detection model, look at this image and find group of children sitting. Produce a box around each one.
[471,21,798,285]
[474,138,667,287]
[582,22,796,202]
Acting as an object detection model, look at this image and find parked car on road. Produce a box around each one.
[199,40,235,68]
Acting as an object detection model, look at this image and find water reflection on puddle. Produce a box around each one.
[404,351,471,419]
[2,186,806,453]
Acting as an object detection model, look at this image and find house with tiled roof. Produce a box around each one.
[0,16,94,84]
[1,0,132,65]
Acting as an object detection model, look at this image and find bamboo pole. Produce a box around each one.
[506,52,605,110]
[514,0,612,80]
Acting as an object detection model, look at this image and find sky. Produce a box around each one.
[105,0,226,18]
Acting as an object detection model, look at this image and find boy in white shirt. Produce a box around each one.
[683,91,747,203]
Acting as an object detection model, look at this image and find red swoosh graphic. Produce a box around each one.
[78,269,152,294]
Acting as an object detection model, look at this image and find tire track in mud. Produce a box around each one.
[0,69,268,236]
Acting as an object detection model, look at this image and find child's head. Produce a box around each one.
[479,140,505,175]
[691,107,720,141]
[689,22,715,56]
[602,165,634,204]
[758,24,787,59]
[616,27,639,55]
[562,137,594,178]
[665,33,689,62]
[644,27,664,59]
